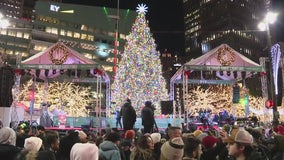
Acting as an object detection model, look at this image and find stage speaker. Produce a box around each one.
[232,85,240,104]
[161,101,173,115]
[0,66,14,107]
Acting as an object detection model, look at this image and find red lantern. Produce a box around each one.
[14,69,22,75]
[184,70,190,77]
[94,68,103,76]
[265,100,274,109]
[113,57,117,64]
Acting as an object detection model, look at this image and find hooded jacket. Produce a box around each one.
[99,141,121,160]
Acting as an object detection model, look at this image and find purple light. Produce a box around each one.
[271,43,282,95]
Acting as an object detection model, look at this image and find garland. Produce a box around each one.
[49,44,69,65]
[217,46,236,66]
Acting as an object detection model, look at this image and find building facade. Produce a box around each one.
[183,0,269,62]
[31,1,136,75]
[0,1,136,77]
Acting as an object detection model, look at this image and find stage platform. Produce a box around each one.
[51,116,181,129]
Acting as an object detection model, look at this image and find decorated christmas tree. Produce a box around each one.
[111,4,169,114]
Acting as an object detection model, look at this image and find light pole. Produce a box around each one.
[107,0,120,80]
[258,11,279,125]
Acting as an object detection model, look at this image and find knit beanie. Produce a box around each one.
[125,130,135,139]
[0,127,16,146]
[150,133,161,144]
[193,130,203,137]
[24,137,42,151]
[70,143,99,160]
[161,137,184,159]
[202,135,218,149]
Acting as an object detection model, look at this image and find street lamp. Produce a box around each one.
[258,11,279,125]
[0,13,9,29]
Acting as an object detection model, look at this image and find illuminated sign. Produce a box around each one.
[50,4,60,12]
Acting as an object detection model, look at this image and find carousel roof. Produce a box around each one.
[171,44,265,83]
[20,42,109,82]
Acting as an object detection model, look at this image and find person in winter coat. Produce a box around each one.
[0,127,21,160]
[115,109,123,129]
[120,130,135,160]
[266,135,284,160]
[57,130,80,160]
[99,132,121,160]
[141,101,157,134]
[222,128,265,160]
[121,99,136,131]
[130,134,157,160]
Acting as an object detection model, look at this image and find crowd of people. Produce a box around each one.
[1,118,284,160]
[0,99,284,160]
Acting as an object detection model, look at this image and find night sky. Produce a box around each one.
[63,0,284,55]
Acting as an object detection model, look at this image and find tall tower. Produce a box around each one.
[0,0,24,18]
[183,0,268,62]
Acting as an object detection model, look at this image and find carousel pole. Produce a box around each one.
[30,75,36,125]
[95,75,99,128]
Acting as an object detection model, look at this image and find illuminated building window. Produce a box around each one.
[74,32,80,38]
[87,35,94,41]
[46,27,57,34]
[34,44,47,51]
[81,25,87,31]
[8,30,16,36]
[81,34,87,40]
[120,34,126,40]
[22,52,29,57]
[16,32,22,38]
[6,49,13,55]
[51,28,58,34]
[67,31,73,37]
[60,29,66,36]
[23,33,30,39]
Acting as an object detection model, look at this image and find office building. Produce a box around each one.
[31,1,136,75]
[183,0,269,62]
[0,18,32,65]
[0,1,137,77]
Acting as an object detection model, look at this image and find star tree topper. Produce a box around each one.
[136,3,148,14]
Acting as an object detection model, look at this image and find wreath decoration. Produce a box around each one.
[49,44,69,65]
[217,46,236,66]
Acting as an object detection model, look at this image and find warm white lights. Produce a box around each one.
[0,13,9,29]
[258,12,278,31]
[265,12,278,24]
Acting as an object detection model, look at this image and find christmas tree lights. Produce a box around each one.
[111,4,169,114]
